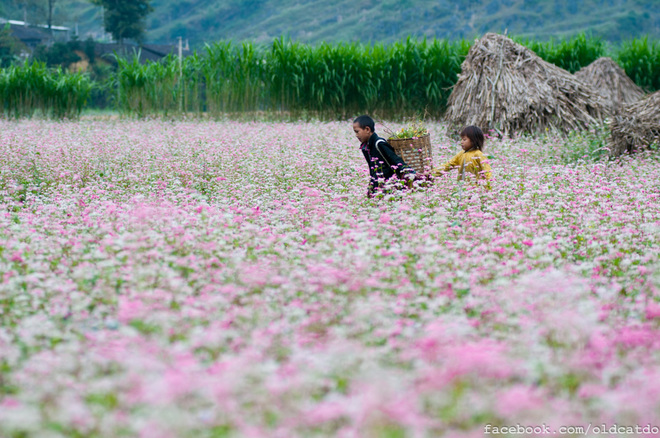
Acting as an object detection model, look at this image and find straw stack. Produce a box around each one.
[444,33,609,136]
[575,57,645,113]
[609,90,660,156]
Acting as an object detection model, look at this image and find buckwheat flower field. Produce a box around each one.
[1,120,659,438]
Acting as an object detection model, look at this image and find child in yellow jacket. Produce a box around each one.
[431,126,492,184]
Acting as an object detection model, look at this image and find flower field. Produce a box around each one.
[1,120,659,437]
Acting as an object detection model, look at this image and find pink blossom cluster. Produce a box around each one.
[0,120,659,437]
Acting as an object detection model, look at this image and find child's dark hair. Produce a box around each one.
[354,115,375,132]
[460,125,485,150]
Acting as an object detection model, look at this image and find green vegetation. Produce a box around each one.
[204,41,263,114]
[146,0,660,48]
[111,34,660,119]
[1,33,659,120]
[0,24,24,68]
[0,61,92,119]
[617,37,660,92]
[91,0,154,44]
[112,37,469,119]
[33,41,82,67]
[1,1,659,47]
[516,33,606,73]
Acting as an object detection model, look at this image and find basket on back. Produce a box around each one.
[388,134,433,174]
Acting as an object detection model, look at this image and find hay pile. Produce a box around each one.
[575,57,645,112]
[609,90,660,156]
[445,33,609,136]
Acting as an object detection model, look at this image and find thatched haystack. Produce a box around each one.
[609,90,660,156]
[575,57,645,112]
[445,33,609,136]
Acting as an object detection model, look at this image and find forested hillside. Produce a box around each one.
[1,0,658,46]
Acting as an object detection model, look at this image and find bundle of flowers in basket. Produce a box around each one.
[387,123,433,174]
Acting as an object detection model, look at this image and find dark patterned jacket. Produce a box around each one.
[360,132,415,191]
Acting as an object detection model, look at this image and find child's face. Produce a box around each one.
[461,135,473,151]
[353,122,372,144]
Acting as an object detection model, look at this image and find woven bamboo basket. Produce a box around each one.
[387,134,433,174]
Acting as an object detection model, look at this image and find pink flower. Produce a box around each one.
[0,398,20,408]
[117,297,147,323]
[496,385,544,417]
[306,400,347,424]
[646,302,660,320]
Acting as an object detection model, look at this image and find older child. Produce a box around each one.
[432,126,492,184]
[353,115,415,197]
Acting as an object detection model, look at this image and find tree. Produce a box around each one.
[33,40,81,67]
[90,0,153,44]
[0,24,25,67]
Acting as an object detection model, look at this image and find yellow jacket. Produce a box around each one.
[431,148,492,182]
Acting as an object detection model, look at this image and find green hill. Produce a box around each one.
[2,0,658,47]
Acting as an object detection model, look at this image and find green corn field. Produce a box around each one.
[113,37,471,119]
[617,37,660,92]
[0,34,659,119]
[110,34,660,119]
[517,33,606,73]
[0,61,92,119]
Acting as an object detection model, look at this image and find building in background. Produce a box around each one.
[1,18,71,51]
[2,17,189,67]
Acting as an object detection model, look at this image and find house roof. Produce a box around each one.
[1,18,69,31]
[5,22,50,44]
[95,42,192,65]
[142,44,191,58]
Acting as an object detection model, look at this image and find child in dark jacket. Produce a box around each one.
[353,115,415,197]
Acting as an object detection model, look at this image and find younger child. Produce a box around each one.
[353,115,416,197]
[432,126,492,184]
